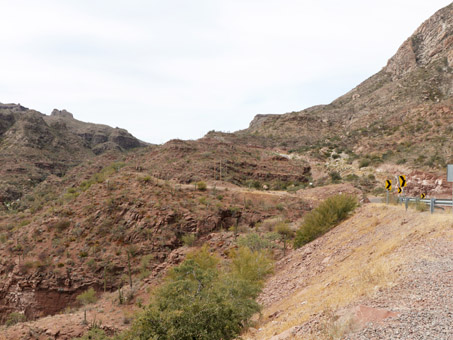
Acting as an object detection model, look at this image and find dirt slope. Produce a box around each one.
[246,203,452,339]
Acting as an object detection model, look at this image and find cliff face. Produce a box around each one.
[0,104,146,203]
[386,4,453,78]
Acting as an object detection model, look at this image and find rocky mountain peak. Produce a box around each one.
[51,108,74,119]
[385,3,453,79]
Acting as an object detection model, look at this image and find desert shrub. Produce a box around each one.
[198,196,208,205]
[329,171,342,183]
[52,219,71,232]
[258,217,283,232]
[358,158,370,168]
[122,246,272,340]
[73,327,108,340]
[276,203,285,211]
[196,181,207,191]
[245,180,262,190]
[181,233,196,247]
[140,254,154,279]
[294,194,357,248]
[5,312,26,326]
[86,258,96,271]
[76,287,98,324]
[19,219,31,227]
[140,175,152,184]
[237,233,273,251]
[230,246,273,284]
[345,174,359,182]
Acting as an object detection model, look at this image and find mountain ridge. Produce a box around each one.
[0,103,146,203]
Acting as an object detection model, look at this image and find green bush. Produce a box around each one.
[122,246,272,340]
[294,194,357,248]
[196,181,207,191]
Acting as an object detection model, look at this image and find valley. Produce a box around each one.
[0,2,452,340]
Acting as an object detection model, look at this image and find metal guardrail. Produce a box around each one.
[398,197,453,214]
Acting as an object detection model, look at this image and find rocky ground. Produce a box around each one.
[345,234,452,339]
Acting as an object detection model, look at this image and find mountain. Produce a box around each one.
[0,104,146,203]
[1,3,452,339]
[228,3,453,169]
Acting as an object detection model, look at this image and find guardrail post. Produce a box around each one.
[430,198,435,214]
[405,197,408,211]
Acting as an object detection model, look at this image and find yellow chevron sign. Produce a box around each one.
[385,180,392,191]
[397,187,402,194]
[399,175,407,187]
[420,193,426,199]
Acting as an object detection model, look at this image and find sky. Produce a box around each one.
[0,1,451,144]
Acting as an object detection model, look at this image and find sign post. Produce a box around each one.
[447,165,453,214]
[398,175,407,208]
[385,180,392,204]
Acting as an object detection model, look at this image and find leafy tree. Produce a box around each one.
[275,223,295,255]
[122,246,272,340]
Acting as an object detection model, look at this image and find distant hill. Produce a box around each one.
[0,103,146,203]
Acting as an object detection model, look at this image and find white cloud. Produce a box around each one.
[0,0,450,143]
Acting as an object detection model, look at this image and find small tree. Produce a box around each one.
[276,223,295,256]
[76,287,97,324]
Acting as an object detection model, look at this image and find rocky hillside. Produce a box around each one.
[228,3,453,170]
[0,3,452,340]
[0,142,315,327]
[0,104,146,203]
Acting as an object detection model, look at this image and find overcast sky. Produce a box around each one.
[0,1,451,144]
